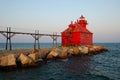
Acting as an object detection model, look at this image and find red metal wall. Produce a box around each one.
[80,33,93,45]
[71,32,80,46]
[62,32,93,46]
[62,32,80,46]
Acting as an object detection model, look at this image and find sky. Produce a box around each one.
[0,0,120,43]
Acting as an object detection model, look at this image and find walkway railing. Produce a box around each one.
[0,27,61,50]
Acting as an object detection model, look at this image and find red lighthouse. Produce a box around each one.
[61,15,93,46]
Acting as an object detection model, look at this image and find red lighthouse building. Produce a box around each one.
[61,15,93,46]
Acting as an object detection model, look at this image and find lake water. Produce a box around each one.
[0,43,120,80]
[0,43,61,50]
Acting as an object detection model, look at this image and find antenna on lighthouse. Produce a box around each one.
[80,15,85,20]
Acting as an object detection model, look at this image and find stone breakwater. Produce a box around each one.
[0,45,108,69]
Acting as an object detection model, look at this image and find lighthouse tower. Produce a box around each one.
[78,15,88,29]
[61,15,93,46]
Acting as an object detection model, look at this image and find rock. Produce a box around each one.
[72,47,80,55]
[88,45,108,54]
[58,47,69,59]
[47,48,62,59]
[19,53,36,67]
[33,49,39,53]
[92,45,100,52]
[46,53,54,59]
[0,54,16,68]
[96,46,107,52]
[92,45,105,52]
[67,47,80,56]
[88,47,96,54]
[28,53,43,63]
[37,48,51,59]
[78,46,89,55]
[68,48,74,55]
[99,46,108,51]
[28,53,36,61]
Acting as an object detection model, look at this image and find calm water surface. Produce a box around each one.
[0,43,120,80]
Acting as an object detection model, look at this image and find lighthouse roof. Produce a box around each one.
[62,25,92,34]
[62,21,92,34]
[80,15,85,19]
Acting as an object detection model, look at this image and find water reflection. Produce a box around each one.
[64,56,91,76]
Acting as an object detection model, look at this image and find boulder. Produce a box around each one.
[88,45,108,54]
[68,47,80,56]
[93,45,108,52]
[58,47,69,59]
[102,47,108,51]
[0,54,16,68]
[46,53,54,59]
[19,53,36,67]
[28,53,43,63]
[68,48,74,55]
[37,48,51,59]
[78,46,89,55]
[88,47,96,54]
[33,49,39,53]
[92,45,100,52]
[47,48,62,59]
[72,47,80,55]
